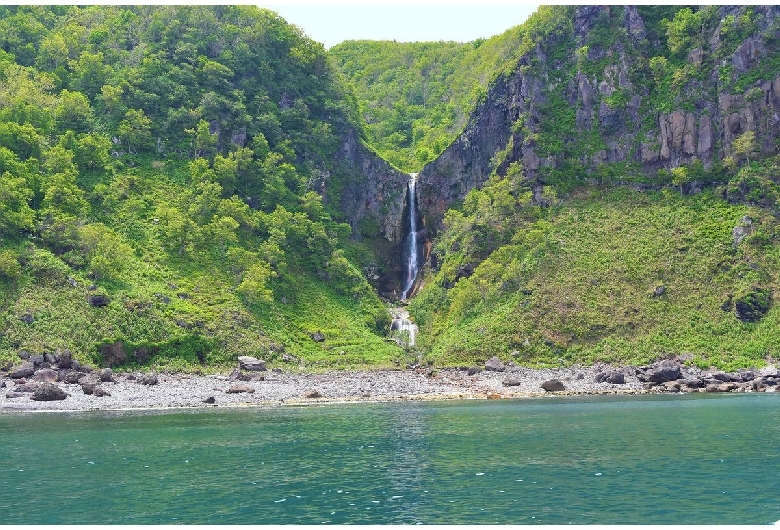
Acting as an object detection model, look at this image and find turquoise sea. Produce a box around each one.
[1,393,779,524]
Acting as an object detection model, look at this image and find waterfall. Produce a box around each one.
[401,174,419,300]
[390,308,417,348]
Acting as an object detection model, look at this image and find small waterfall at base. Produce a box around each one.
[401,173,420,300]
[390,307,417,348]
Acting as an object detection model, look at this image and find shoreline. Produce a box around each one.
[3,358,778,414]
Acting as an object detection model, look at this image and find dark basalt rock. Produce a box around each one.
[98,368,115,383]
[81,381,97,395]
[467,366,482,376]
[56,349,73,369]
[30,354,44,366]
[303,389,322,398]
[17,351,31,360]
[93,386,111,397]
[641,360,682,383]
[203,396,216,404]
[541,379,566,392]
[62,370,86,384]
[734,288,772,323]
[237,356,266,372]
[32,368,59,383]
[139,373,158,386]
[605,371,625,384]
[484,356,505,372]
[88,293,110,307]
[9,362,35,379]
[13,383,39,393]
[19,313,34,324]
[31,382,68,401]
[310,331,326,343]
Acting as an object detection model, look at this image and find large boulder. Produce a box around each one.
[484,357,505,372]
[98,368,115,383]
[237,356,266,372]
[541,379,566,392]
[31,382,68,401]
[62,370,85,384]
[9,362,35,379]
[644,360,682,383]
[56,349,73,369]
[93,386,111,397]
[139,373,158,386]
[32,368,59,383]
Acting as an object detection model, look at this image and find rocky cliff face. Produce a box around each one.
[419,5,780,231]
[332,129,410,295]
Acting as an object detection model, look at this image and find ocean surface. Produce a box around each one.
[1,393,779,524]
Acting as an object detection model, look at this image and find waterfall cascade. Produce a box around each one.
[390,307,417,348]
[401,173,420,300]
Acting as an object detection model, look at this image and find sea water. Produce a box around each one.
[1,394,779,524]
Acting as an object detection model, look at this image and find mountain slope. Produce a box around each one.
[406,6,780,369]
[0,6,408,371]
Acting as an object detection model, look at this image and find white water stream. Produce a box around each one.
[401,173,419,300]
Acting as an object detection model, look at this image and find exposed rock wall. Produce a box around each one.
[333,129,408,243]
[419,6,780,231]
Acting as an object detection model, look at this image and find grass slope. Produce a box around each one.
[411,186,779,371]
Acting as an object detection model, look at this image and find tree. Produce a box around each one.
[237,261,276,303]
[0,172,35,233]
[79,223,133,280]
[74,133,111,172]
[117,108,153,153]
[732,130,756,164]
[55,90,94,134]
[671,165,691,195]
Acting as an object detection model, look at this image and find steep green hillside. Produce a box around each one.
[0,6,404,371]
[411,166,780,370]
[328,7,563,172]
[408,6,780,370]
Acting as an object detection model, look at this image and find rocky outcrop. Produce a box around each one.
[541,379,566,392]
[31,383,68,401]
[237,356,266,371]
[418,6,780,231]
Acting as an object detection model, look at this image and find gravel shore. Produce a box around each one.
[1,364,649,413]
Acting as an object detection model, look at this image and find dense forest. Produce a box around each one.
[0,5,405,371]
[2,5,780,373]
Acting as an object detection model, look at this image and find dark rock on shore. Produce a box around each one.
[62,370,85,384]
[32,368,59,383]
[93,386,111,397]
[639,360,682,383]
[484,357,505,372]
[238,356,266,371]
[100,342,126,367]
[56,349,73,369]
[139,373,158,386]
[10,362,35,379]
[467,366,482,376]
[594,371,625,384]
[203,396,216,404]
[13,383,39,393]
[31,383,68,401]
[303,389,322,398]
[541,379,566,392]
[98,368,115,383]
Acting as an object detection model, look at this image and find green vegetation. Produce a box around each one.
[410,166,780,371]
[328,6,573,172]
[0,6,404,371]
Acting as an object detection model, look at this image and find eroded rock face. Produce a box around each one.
[417,6,780,232]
